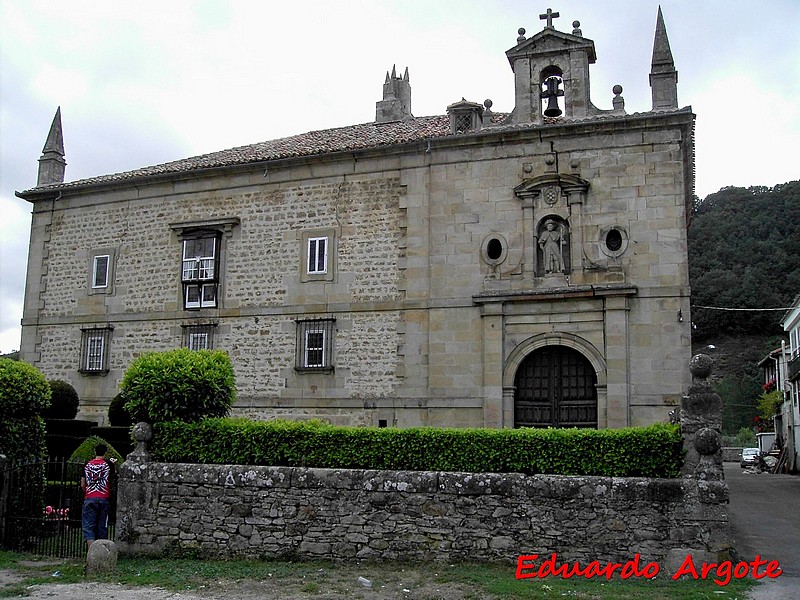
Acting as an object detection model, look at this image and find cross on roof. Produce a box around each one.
[539,8,560,29]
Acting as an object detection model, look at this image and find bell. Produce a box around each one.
[543,94,562,117]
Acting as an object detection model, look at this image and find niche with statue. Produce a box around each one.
[536,216,570,276]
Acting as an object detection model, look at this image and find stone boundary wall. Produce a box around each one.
[116,462,729,565]
[722,447,744,463]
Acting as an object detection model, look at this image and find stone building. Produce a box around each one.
[17,9,694,428]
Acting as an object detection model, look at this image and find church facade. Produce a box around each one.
[17,9,694,428]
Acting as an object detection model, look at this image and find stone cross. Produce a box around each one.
[540,8,560,29]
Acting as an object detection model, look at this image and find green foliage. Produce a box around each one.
[68,435,124,465]
[0,358,51,417]
[0,417,47,467]
[758,390,784,420]
[713,373,761,435]
[108,392,134,426]
[43,379,80,419]
[121,348,236,424]
[689,181,800,339]
[0,359,50,467]
[152,419,684,478]
[67,435,124,481]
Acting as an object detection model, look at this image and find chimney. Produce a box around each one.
[375,66,412,123]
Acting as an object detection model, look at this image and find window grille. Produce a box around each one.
[454,113,473,133]
[182,323,217,350]
[295,318,335,371]
[79,326,113,374]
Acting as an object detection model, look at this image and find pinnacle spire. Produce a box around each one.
[651,6,675,72]
[37,107,66,186]
[649,7,678,110]
[42,107,65,156]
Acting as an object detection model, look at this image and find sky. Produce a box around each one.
[1,0,799,354]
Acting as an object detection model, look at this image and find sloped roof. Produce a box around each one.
[25,115,457,193]
[19,107,694,196]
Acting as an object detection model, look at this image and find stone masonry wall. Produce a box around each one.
[116,462,730,565]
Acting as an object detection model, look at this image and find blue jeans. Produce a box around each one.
[82,498,110,542]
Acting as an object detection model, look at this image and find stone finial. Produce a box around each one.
[517,27,526,42]
[572,20,582,36]
[690,353,714,380]
[612,85,625,112]
[126,421,153,463]
[37,107,66,186]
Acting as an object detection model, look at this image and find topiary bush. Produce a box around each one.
[107,392,134,427]
[0,358,50,466]
[44,379,80,420]
[67,435,124,482]
[152,419,685,478]
[0,357,51,417]
[121,348,236,424]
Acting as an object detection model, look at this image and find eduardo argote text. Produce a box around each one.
[516,553,782,586]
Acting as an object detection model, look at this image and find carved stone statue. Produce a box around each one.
[539,219,566,273]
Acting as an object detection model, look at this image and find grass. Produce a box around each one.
[0,550,758,599]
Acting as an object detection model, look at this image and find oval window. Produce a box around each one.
[605,229,623,252]
[486,238,503,261]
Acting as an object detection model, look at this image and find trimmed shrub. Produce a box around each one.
[152,419,684,478]
[44,380,80,419]
[121,349,236,424]
[108,392,134,427]
[0,358,50,467]
[69,435,124,465]
[67,435,124,482]
[0,357,51,417]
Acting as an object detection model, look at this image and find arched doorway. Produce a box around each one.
[514,345,598,428]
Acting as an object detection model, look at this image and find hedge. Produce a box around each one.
[152,419,684,478]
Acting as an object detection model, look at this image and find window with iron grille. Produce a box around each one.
[182,234,219,309]
[79,326,113,374]
[295,318,335,371]
[454,112,474,133]
[182,323,217,350]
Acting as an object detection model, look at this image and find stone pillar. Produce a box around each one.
[680,354,724,479]
[480,303,505,428]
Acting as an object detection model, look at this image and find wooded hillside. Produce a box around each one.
[689,181,800,341]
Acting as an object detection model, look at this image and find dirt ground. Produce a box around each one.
[0,565,493,600]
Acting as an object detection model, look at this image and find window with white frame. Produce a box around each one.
[300,228,336,283]
[181,235,219,309]
[92,255,110,288]
[79,326,113,374]
[87,248,116,295]
[307,237,328,274]
[295,318,335,371]
[182,323,216,350]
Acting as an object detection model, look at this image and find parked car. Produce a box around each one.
[740,447,761,468]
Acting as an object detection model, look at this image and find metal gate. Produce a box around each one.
[514,345,598,428]
[0,457,116,558]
